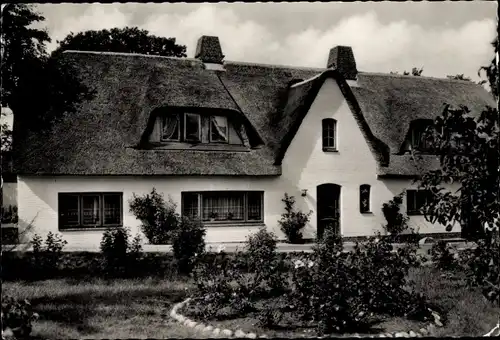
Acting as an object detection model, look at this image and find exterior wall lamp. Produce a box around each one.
[301,189,308,197]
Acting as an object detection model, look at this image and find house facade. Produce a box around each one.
[13,36,495,247]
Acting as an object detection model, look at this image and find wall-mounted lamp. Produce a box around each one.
[301,189,308,197]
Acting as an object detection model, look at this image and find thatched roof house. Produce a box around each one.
[14,35,495,177]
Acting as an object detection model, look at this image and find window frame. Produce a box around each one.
[181,191,264,225]
[184,112,202,142]
[410,121,434,153]
[58,192,123,230]
[406,189,431,215]
[209,115,229,144]
[160,114,181,142]
[359,184,371,213]
[322,118,337,151]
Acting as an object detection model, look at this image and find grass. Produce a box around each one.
[409,266,500,337]
[2,277,221,339]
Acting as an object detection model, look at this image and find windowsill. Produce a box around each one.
[360,211,373,215]
[407,212,424,216]
[203,222,265,228]
[59,226,122,232]
[322,147,338,152]
[146,142,249,152]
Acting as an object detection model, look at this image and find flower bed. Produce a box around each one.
[181,229,444,338]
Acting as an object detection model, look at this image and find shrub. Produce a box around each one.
[429,240,459,270]
[30,232,67,278]
[1,295,39,338]
[100,227,143,277]
[461,238,500,305]
[382,193,410,238]
[289,230,432,335]
[129,188,180,244]
[170,217,206,275]
[278,193,312,244]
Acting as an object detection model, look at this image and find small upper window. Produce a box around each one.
[359,184,371,213]
[184,113,201,142]
[322,118,337,151]
[161,114,180,141]
[210,115,229,143]
[409,120,434,152]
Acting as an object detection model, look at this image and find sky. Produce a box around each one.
[1,2,498,127]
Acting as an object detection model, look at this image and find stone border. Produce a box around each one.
[170,298,444,338]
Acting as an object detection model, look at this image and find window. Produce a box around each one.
[410,120,434,152]
[59,193,123,229]
[359,184,371,213]
[210,115,229,143]
[406,190,431,215]
[185,113,201,142]
[161,114,180,141]
[322,118,337,150]
[182,191,263,223]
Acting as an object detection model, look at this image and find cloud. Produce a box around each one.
[42,4,495,80]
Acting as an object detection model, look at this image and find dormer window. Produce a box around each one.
[185,113,201,142]
[322,118,337,151]
[403,119,434,153]
[210,115,228,143]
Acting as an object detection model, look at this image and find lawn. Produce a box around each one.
[2,278,224,339]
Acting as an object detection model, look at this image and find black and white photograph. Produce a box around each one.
[1,1,499,339]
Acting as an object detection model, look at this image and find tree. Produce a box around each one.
[1,4,50,108]
[52,27,187,58]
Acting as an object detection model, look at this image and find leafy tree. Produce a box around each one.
[1,4,50,108]
[52,27,187,58]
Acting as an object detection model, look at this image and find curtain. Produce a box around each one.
[82,195,100,225]
[211,116,228,142]
[162,115,179,140]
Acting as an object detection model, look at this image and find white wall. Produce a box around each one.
[17,77,459,247]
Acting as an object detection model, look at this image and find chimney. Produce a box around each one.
[195,35,224,64]
[327,46,357,81]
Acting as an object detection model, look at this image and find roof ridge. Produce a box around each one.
[224,60,326,72]
[62,50,200,62]
[359,71,479,84]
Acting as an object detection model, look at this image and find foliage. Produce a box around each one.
[1,295,39,338]
[478,34,498,99]
[459,238,500,306]
[1,205,18,224]
[382,193,410,237]
[429,241,459,270]
[288,230,430,335]
[447,74,471,81]
[278,193,313,244]
[129,188,180,244]
[170,217,206,275]
[52,27,187,58]
[100,227,143,277]
[415,105,499,241]
[0,4,50,108]
[30,232,67,278]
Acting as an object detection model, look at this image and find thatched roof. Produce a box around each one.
[14,50,495,177]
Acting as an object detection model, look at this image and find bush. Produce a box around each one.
[1,295,39,338]
[100,227,143,277]
[382,193,410,238]
[129,188,180,244]
[278,193,312,244]
[170,217,206,275]
[429,240,459,270]
[30,232,67,278]
[289,230,431,335]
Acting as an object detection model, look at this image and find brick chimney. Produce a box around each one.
[327,46,357,81]
[195,35,224,64]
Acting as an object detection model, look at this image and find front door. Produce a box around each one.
[316,183,341,239]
